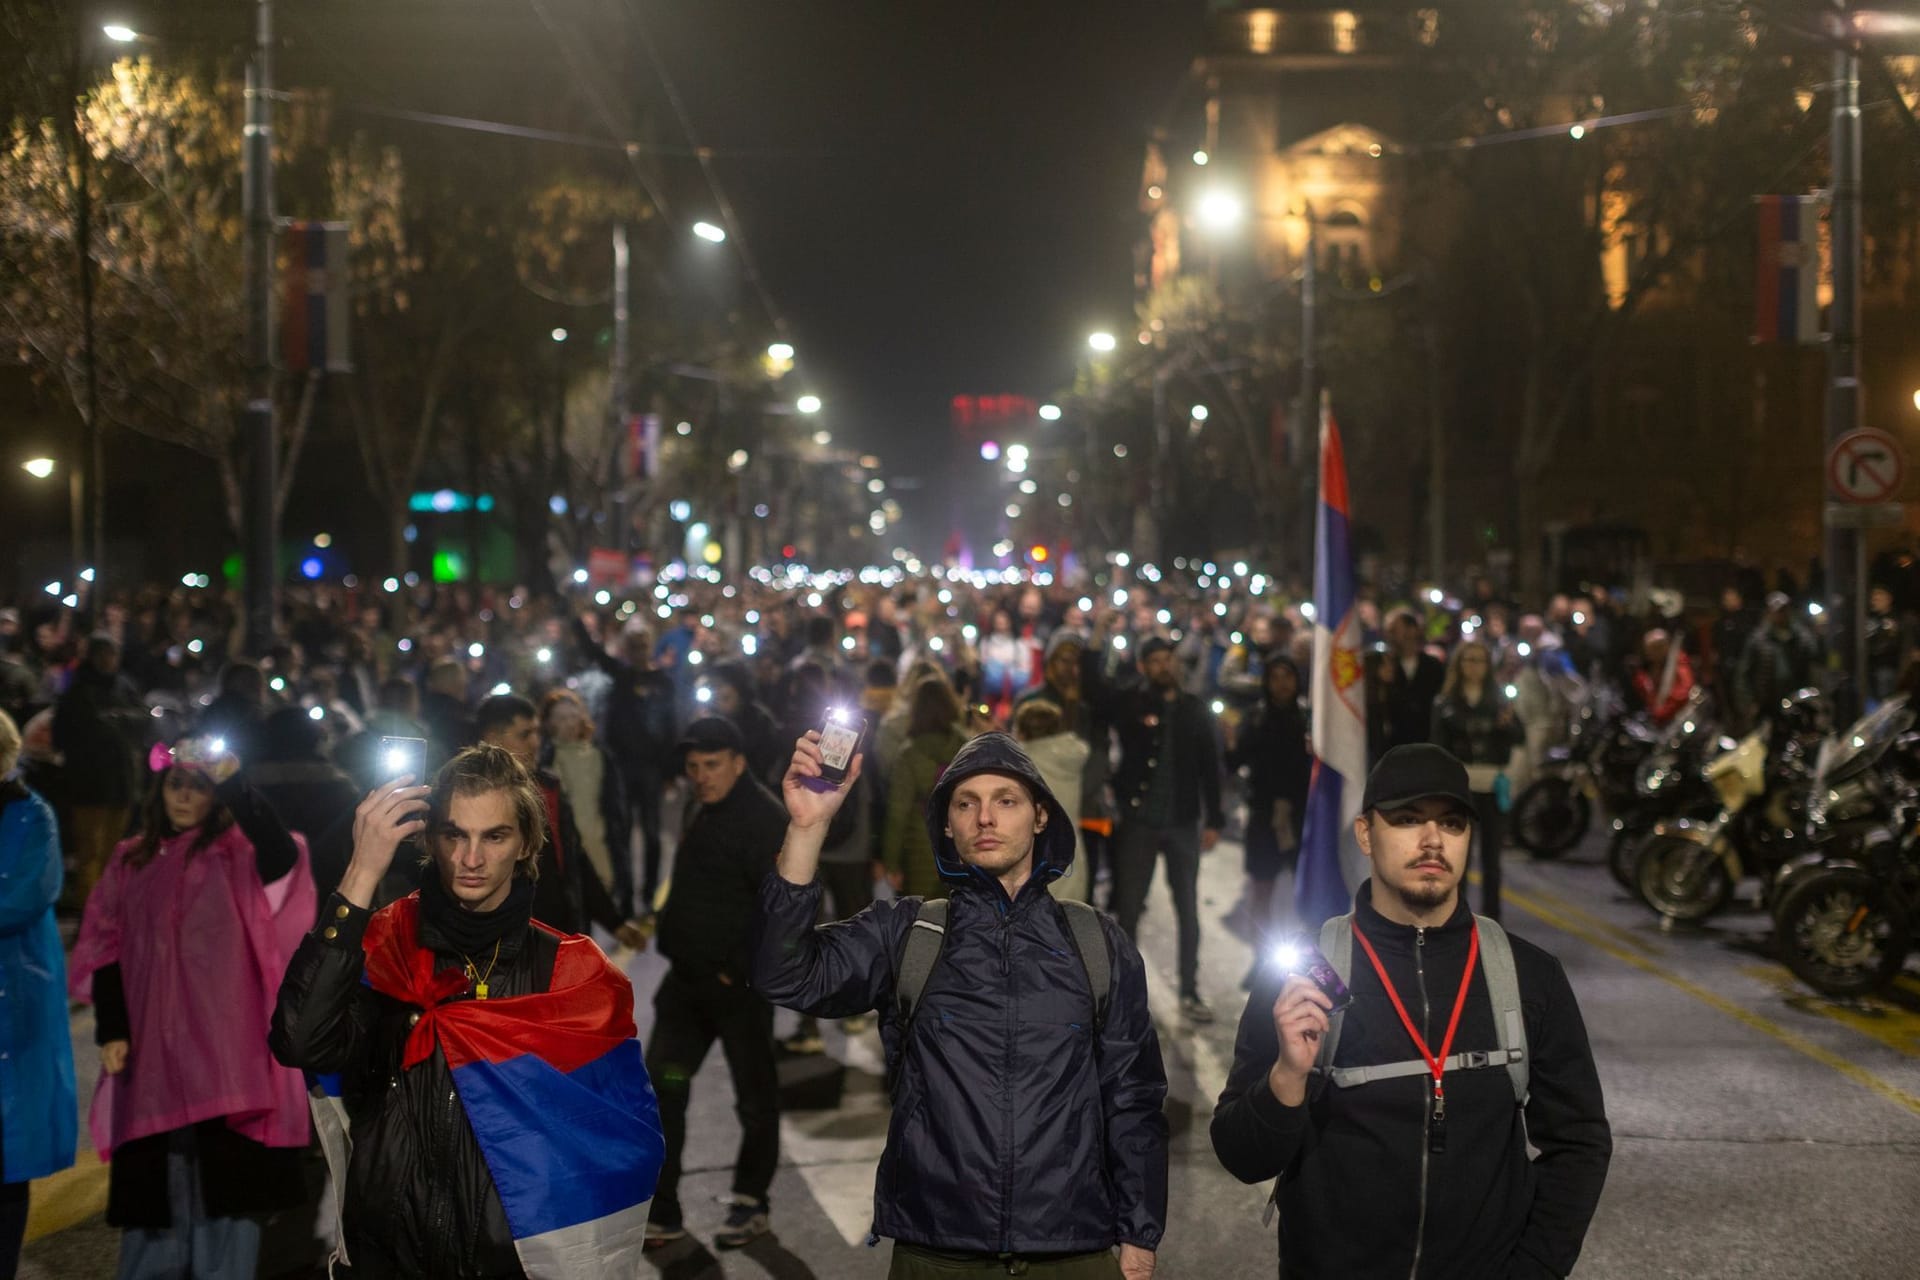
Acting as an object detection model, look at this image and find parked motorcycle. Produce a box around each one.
[1771,699,1920,996]
[1513,686,1657,858]
[1634,689,1831,922]
[1606,698,1731,891]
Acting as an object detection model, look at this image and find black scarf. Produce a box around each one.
[417,872,535,960]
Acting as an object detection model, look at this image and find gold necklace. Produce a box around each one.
[461,939,503,1000]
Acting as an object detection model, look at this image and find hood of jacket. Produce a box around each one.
[925,731,1076,888]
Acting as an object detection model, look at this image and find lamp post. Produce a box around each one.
[21,457,83,593]
[241,0,277,653]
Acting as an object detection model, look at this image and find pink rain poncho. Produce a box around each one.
[67,822,315,1159]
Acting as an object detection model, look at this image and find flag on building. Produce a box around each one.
[1753,195,1822,345]
[1297,397,1368,928]
[281,221,352,372]
[312,896,664,1279]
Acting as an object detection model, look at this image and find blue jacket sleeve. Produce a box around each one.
[751,872,910,1018]
[0,795,61,935]
[1098,920,1169,1251]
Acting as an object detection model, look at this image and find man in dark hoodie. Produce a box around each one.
[1211,745,1611,1278]
[756,730,1168,1279]
[644,716,790,1252]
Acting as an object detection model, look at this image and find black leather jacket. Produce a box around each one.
[270,891,559,1279]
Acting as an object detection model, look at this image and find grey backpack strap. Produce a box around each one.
[1473,915,1530,1106]
[1266,913,1355,1228]
[1057,900,1112,1034]
[895,897,949,1027]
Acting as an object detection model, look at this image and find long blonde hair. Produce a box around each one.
[1439,639,1496,704]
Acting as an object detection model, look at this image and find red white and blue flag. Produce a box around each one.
[281,220,352,372]
[1753,195,1822,345]
[312,895,664,1278]
[1297,398,1368,928]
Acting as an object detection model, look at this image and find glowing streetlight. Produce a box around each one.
[1038,403,1062,421]
[796,394,823,414]
[692,221,727,243]
[21,457,55,479]
[1196,190,1243,231]
[102,24,139,42]
[1088,331,1117,353]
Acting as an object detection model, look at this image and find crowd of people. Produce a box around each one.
[0,552,1879,1277]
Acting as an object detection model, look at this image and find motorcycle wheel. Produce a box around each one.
[1774,870,1909,998]
[1636,834,1735,922]
[1608,825,1644,893]
[1512,777,1590,858]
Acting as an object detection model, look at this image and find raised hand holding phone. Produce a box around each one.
[778,731,863,886]
[337,777,432,908]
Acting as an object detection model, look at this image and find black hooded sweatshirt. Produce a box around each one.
[1211,883,1611,1279]
[753,732,1169,1256]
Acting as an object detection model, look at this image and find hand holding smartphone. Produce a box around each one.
[813,708,865,787]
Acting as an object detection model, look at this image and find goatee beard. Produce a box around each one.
[1393,879,1455,913]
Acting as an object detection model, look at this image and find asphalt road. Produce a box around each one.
[22,820,1920,1279]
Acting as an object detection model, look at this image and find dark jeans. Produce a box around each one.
[2,1180,27,1280]
[1473,791,1504,922]
[1110,821,1203,997]
[646,969,780,1226]
[625,767,665,915]
[888,1244,1121,1277]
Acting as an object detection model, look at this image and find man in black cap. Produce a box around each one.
[1212,744,1611,1278]
[1107,634,1224,1022]
[642,716,790,1251]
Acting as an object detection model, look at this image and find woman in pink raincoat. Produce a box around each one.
[69,735,316,1280]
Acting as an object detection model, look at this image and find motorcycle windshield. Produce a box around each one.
[1815,697,1915,787]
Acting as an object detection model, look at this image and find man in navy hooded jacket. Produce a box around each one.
[755,731,1168,1278]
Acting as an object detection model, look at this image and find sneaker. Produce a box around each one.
[1179,994,1215,1024]
[841,1013,871,1035]
[780,1032,826,1056]
[643,1220,687,1250]
[713,1195,770,1249]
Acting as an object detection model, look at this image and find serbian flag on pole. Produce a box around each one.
[1753,195,1821,345]
[313,895,665,1279]
[1297,396,1369,928]
[281,221,352,372]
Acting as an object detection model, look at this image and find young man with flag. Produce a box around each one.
[1211,745,1611,1278]
[271,744,664,1279]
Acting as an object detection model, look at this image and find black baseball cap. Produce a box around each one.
[677,715,745,757]
[1361,744,1475,817]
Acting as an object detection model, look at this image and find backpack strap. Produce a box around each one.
[1057,899,1112,1034]
[1473,914,1530,1106]
[888,897,949,1098]
[1308,913,1353,1082]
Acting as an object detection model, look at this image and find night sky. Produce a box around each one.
[291,0,1211,549]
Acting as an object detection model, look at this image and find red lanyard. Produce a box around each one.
[1351,918,1480,1111]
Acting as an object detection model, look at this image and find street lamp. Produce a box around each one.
[1196,190,1244,232]
[20,456,83,592]
[101,23,140,42]
[692,221,727,243]
[796,394,823,414]
[1087,331,1117,353]
[21,457,55,479]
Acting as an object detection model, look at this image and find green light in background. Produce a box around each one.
[432,549,466,583]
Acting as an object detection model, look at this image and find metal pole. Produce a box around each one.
[1150,366,1170,566]
[610,223,631,556]
[241,0,277,653]
[1295,205,1319,581]
[1826,23,1863,703]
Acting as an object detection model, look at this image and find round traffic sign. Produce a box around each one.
[1827,428,1906,505]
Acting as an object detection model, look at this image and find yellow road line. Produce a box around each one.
[24,1147,108,1243]
[1501,883,1920,1122]
[1738,965,1920,1061]
[1489,870,1667,959]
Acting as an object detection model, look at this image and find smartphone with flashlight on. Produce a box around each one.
[813,707,866,787]
[378,736,428,785]
[1271,938,1353,1013]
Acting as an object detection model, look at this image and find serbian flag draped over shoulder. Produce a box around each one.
[312,895,664,1279]
[1297,397,1369,928]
